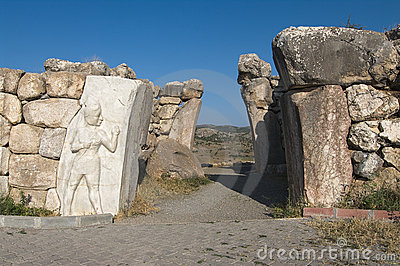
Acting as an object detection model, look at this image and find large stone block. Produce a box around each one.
[146,139,204,179]
[382,147,400,172]
[181,79,204,100]
[57,76,152,216]
[0,147,10,175]
[9,124,44,154]
[9,154,58,189]
[110,63,136,79]
[9,187,47,208]
[0,68,25,94]
[159,96,182,105]
[46,71,86,99]
[379,119,400,145]
[17,73,46,101]
[39,128,67,159]
[237,53,271,85]
[0,92,22,124]
[0,115,11,146]
[23,98,81,128]
[273,27,399,89]
[348,122,381,152]
[157,104,179,119]
[346,84,399,122]
[169,98,202,150]
[352,151,384,179]
[44,58,111,76]
[159,81,184,98]
[281,85,352,206]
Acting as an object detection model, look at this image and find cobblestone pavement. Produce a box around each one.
[0,217,388,265]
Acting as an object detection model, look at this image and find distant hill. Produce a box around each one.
[194,124,254,165]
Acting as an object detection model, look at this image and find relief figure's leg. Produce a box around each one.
[63,173,84,215]
[85,173,103,214]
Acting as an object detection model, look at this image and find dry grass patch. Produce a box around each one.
[116,174,212,220]
[309,218,400,253]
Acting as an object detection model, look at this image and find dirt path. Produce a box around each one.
[120,165,288,224]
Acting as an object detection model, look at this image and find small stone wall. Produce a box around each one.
[271,25,400,206]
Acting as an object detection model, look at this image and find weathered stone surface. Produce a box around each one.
[9,124,44,154]
[17,73,46,101]
[46,71,86,99]
[273,27,399,89]
[0,92,22,124]
[382,147,400,171]
[9,154,58,189]
[385,24,400,41]
[169,99,202,150]
[39,128,67,159]
[351,151,384,179]
[157,104,179,119]
[146,139,204,179]
[23,98,81,128]
[181,79,204,100]
[44,188,60,211]
[57,76,152,216]
[0,176,8,196]
[373,167,400,190]
[346,84,399,122]
[158,96,182,105]
[379,119,400,145]
[281,85,352,206]
[237,54,271,85]
[159,81,184,98]
[0,147,10,175]
[348,122,381,152]
[240,77,285,174]
[159,119,173,135]
[0,115,11,146]
[44,58,111,76]
[0,68,25,94]
[10,187,47,208]
[111,63,136,79]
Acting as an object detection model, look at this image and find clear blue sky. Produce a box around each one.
[1,0,399,126]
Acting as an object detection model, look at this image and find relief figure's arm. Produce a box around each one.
[100,126,120,153]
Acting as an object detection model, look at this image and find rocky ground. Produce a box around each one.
[193,124,254,166]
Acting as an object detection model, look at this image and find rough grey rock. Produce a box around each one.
[9,187,47,208]
[158,96,182,105]
[146,139,204,179]
[0,68,25,94]
[237,54,271,85]
[0,176,8,196]
[23,98,81,128]
[348,122,381,151]
[9,124,44,154]
[181,79,204,100]
[379,118,400,145]
[169,98,202,150]
[157,104,179,119]
[280,85,352,206]
[159,81,184,98]
[0,115,11,146]
[9,154,58,189]
[17,73,46,101]
[39,128,67,159]
[382,147,400,171]
[46,71,86,99]
[273,27,399,89]
[44,58,111,76]
[0,92,22,124]
[111,63,136,79]
[0,147,10,175]
[346,84,399,122]
[385,24,400,41]
[351,151,384,179]
[159,119,173,135]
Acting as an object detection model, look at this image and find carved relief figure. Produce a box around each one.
[63,99,120,215]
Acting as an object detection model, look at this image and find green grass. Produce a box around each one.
[272,199,306,218]
[0,192,53,217]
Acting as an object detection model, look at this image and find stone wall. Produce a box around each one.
[237,54,286,176]
[0,59,143,211]
[272,25,400,206]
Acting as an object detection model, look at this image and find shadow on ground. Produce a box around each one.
[205,163,288,206]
